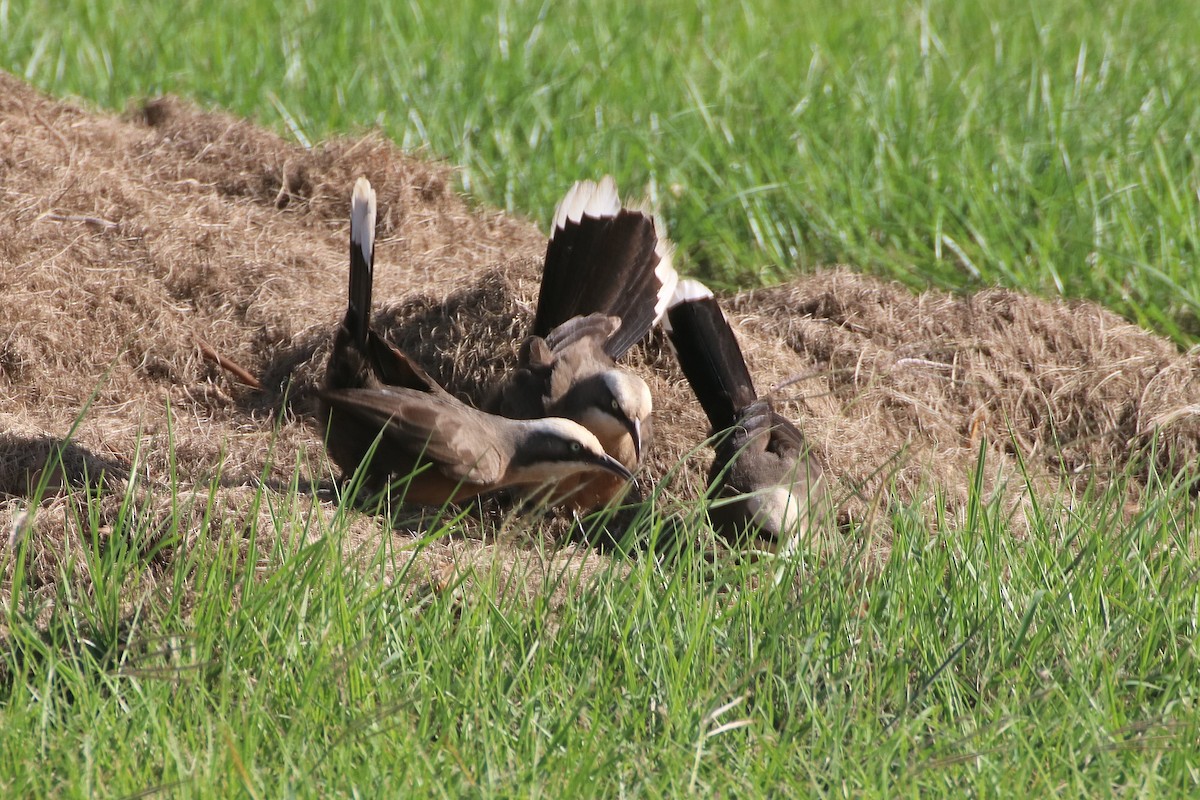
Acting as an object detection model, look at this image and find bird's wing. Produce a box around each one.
[760,410,812,460]
[708,401,829,545]
[542,313,620,354]
[713,402,815,486]
[711,402,772,478]
[484,336,554,419]
[320,387,506,485]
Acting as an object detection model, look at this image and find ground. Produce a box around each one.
[2,72,1198,617]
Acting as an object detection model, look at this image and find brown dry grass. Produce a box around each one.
[1,72,1197,622]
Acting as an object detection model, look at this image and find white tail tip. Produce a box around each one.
[551,175,621,232]
[351,177,377,265]
[652,241,679,325]
[661,278,714,333]
[670,278,714,307]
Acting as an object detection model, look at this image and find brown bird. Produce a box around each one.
[666,280,832,554]
[488,176,677,509]
[319,178,633,504]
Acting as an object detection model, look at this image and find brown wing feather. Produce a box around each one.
[320,387,506,485]
[365,331,447,395]
[542,313,620,353]
[486,315,617,419]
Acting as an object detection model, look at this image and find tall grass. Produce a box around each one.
[2,445,1198,795]
[2,0,1199,795]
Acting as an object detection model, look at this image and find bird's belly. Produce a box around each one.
[519,471,631,512]
[391,469,492,506]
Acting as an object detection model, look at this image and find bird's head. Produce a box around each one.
[508,417,635,487]
[563,370,651,463]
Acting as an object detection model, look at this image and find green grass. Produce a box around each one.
[4,0,1200,340]
[3,455,1199,796]
[3,0,1200,796]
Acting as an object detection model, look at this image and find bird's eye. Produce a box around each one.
[610,399,620,412]
[569,441,582,454]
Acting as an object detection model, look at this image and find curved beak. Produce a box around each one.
[594,452,634,482]
[622,415,643,462]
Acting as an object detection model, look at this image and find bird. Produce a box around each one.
[665,279,832,554]
[320,386,634,505]
[319,177,634,505]
[487,176,677,509]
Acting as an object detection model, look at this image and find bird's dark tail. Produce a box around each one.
[345,177,377,347]
[665,280,758,431]
[533,176,678,359]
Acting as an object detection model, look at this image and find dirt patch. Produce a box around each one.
[1,72,1198,625]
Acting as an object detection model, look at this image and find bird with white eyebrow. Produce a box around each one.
[319,178,634,505]
[487,176,678,510]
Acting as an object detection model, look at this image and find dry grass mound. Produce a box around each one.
[727,276,1199,525]
[1,72,1197,620]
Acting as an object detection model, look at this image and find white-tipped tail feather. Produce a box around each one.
[671,278,714,305]
[652,221,679,325]
[661,278,714,334]
[351,177,377,267]
[551,175,621,232]
[549,176,678,322]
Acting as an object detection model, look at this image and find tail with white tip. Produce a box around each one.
[345,177,377,347]
[666,280,757,431]
[534,176,678,359]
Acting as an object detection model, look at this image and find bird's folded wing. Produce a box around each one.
[726,403,811,461]
[483,337,554,418]
[760,411,811,459]
[486,315,618,418]
[542,313,620,354]
[320,387,505,485]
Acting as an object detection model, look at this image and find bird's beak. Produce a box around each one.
[595,452,634,482]
[623,416,642,462]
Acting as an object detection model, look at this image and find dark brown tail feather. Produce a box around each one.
[667,295,758,431]
[345,178,376,347]
[534,209,661,359]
